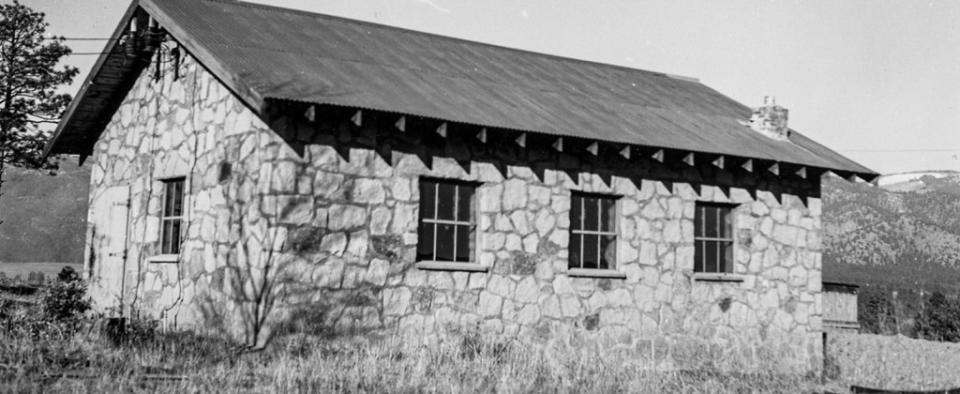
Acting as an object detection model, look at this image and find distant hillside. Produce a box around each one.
[822,171,960,293]
[0,162,89,264]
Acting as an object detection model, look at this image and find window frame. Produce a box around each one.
[415,177,480,268]
[693,201,738,275]
[568,191,620,273]
[158,177,186,259]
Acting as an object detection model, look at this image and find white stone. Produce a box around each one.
[383,287,412,316]
[479,291,503,317]
[504,233,522,251]
[391,204,417,233]
[528,185,551,208]
[640,201,665,219]
[515,276,539,303]
[534,210,556,237]
[551,194,571,213]
[320,232,347,255]
[488,275,515,297]
[502,179,528,211]
[365,258,389,286]
[788,266,807,287]
[392,178,412,201]
[542,295,562,318]
[553,274,574,295]
[523,234,539,253]
[479,184,503,213]
[663,221,681,243]
[328,205,367,230]
[510,210,531,235]
[351,178,386,204]
[346,231,368,257]
[559,294,581,317]
[369,207,391,235]
[516,304,541,325]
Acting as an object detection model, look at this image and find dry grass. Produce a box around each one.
[0,317,820,393]
[826,331,960,392]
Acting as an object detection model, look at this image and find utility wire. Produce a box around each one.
[43,37,117,41]
[839,149,960,153]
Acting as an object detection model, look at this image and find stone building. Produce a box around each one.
[45,0,877,373]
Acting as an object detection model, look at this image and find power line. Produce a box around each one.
[43,37,117,41]
[838,148,960,153]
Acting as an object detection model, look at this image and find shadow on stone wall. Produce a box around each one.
[191,99,826,349]
[264,100,822,204]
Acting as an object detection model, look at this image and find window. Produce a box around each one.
[160,178,185,255]
[417,178,476,263]
[694,203,735,273]
[569,193,617,270]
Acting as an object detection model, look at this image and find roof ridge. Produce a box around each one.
[197,0,702,84]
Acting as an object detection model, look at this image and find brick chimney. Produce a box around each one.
[749,96,789,140]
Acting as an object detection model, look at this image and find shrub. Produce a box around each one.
[914,292,960,342]
[41,266,91,323]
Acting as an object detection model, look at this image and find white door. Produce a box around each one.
[86,185,130,315]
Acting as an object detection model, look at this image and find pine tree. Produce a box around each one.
[0,0,78,217]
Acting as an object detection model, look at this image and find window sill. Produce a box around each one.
[415,261,489,272]
[148,254,180,264]
[693,273,744,283]
[567,268,627,279]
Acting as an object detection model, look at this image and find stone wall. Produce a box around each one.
[86,50,825,372]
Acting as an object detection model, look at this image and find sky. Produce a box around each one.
[20,0,960,175]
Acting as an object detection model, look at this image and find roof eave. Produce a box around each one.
[42,0,142,159]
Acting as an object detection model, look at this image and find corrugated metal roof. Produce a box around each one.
[48,0,876,178]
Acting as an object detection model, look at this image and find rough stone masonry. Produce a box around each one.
[85,52,824,373]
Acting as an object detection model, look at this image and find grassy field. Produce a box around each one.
[3,281,959,393]
[1,328,822,393]
[0,289,821,393]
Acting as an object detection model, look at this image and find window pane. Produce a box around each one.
[419,180,436,220]
[704,206,718,238]
[161,221,171,254]
[170,220,181,254]
[457,185,474,222]
[583,197,598,231]
[570,195,582,231]
[435,223,455,261]
[694,240,704,272]
[436,182,456,220]
[722,241,733,273]
[417,222,434,261]
[455,224,472,262]
[172,181,183,216]
[721,208,732,238]
[569,233,582,269]
[704,240,718,273]
[695,205,704,238]
[582,234,599,269]
[600,197,615,232]
[600,234,615,269]
[163,184,174,217]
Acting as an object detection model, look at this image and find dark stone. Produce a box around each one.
[218,161,232,182]
[598,278,612,291]
[583,313,600,331]
[738,229,752,247]
[286,226,327,254]
[411,287,433,313]
[719,296,732,312]
[370,235,403,261]
[344,289,378,307]
[512,252,536,275]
